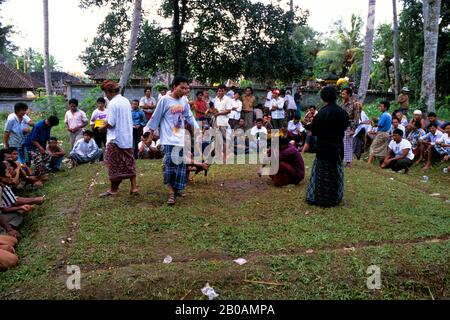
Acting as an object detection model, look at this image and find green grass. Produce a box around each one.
[0,151,448,300]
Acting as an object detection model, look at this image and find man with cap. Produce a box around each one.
[408,110,426,133]
[270,90,285,130]
[397,87,410,114]
[99,80,138,197]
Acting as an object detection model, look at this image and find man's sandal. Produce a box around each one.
[100,191,116,198]
[167,193,176,206]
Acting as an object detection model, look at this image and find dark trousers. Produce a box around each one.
[93,129,107,149]
[287,109,297,121]
[271,118,285,130]
[386,158,413,172]
[353,128,366,160]
[133,127,143,159]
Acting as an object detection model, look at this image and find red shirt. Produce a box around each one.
[194,100,208,119]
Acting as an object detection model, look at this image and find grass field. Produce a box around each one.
[0,148,448,300]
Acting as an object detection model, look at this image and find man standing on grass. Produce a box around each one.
[368,101,392,166]
[140,87,157,122]
[146,76,206,206]
[270,90,285,130]
[65,99,88,150]
[99,80,138,198]
[340,87,360,167]
[306,86,349,208]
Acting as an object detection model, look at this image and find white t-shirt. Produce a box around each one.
[106,94,133,149]
[140,96,157,115]
[270,97,285,119]
[250,126,268,138]
[229,99,243,120]
[147,95,199,147]
[214,95,233,127]
[264,92,273,109]
[420,130,443,144]
[437,133,450,153]
[287,120,304,135]
[388,139,414,161]
[90,109,108,125]
[285,94,297,110]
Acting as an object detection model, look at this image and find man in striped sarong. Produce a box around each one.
[341,88,361,167]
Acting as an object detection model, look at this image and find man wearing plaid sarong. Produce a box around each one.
[146,76,207,206]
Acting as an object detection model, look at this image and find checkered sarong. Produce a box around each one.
[162,145,187,191]
[343,128,353,163]
[306,158,344,207]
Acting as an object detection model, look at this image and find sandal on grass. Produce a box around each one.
[100,191,116,198]
[167,193,176,206]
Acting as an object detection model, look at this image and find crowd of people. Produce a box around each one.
[1,77,449,271]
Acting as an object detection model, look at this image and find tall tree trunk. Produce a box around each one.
[420,0,441,113]
[392,0,401,100]
[173,0,182,75]
[172,0,187,75]
[119,0,142,95]
[43,0,54,113]
[358,0,376,103]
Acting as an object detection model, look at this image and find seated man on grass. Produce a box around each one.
[436,122,450,171]
[0,162,44,215]
[406,120,426,160]
[47,137,66,172]
[69,130,102,167]
[138,132,163,160]
[381,129,414,173]
[249,118,268,153]
[0,231,18,271]
[260,137,305,187]
[417,123,444,170]
[7,148,43,189]
[287,116,305,146]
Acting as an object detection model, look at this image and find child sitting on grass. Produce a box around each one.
[47,137,66,172]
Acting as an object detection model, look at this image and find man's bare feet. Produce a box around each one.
[415,158,423,165]
[423,164,431,170]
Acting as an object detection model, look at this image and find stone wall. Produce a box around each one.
[0,98,36,114]
[66,84,152,102]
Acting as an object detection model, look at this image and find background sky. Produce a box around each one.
[1,0,402,74]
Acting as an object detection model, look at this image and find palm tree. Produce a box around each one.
[392,0,401,99]
[420,0,442,112]
[358,0,376,103]
[119,0,142,95]
[315,14,364,80]
[43,0,53,111]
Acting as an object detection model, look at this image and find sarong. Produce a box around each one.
[370,132,390,158]
[162,145,187,191]
[306,158,344,207]
[105,143,136,182]
[343,128,353,163]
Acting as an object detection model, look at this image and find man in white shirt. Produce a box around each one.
[146,76,205,205]
[437,123,450,170]
[228,91,243,130]
[287,116,305,145]
[99,80,138,197]
[418,123,444,170]
[250,118,268,152]
[139,87,157,122]
[270,90,285,129]
[381,129,414,173]
[65,99,88,150]
[285,90,297,121]
[214,84,233,157]
[264,86,273,113]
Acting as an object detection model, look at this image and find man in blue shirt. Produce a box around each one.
[24,116,59,177]
[368,101,392,165]
[131,99,147,159]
